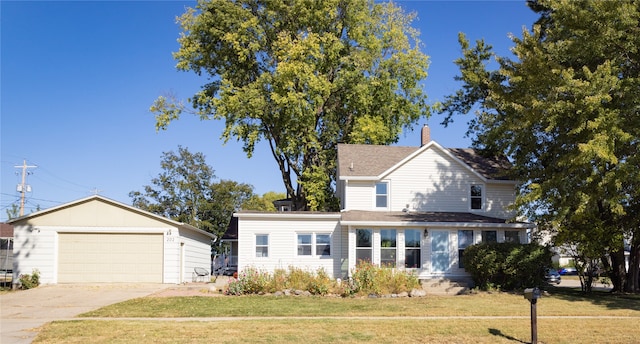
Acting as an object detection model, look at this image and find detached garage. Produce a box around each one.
[8,195,214,285]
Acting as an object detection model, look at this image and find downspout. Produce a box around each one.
[179,242,185,284]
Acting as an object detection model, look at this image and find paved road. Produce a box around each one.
[556,277,613,291]
[0,284,168,344]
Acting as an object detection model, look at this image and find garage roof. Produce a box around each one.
[7,195,216,239]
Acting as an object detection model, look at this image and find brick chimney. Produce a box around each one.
[421,124,431,146]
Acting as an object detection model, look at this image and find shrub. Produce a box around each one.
[350,260,419,296]
[225,263,419,297]
[225,267,270,295]
[462,243,552,291]
[19,269,40,290]
[308,268,333,295]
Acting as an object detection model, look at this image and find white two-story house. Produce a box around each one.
[224,126,532,280]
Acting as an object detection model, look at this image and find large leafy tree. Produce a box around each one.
[243,191,287,211]
[129,146,255,239]
[439,0,639,292]
[151,0,429,211]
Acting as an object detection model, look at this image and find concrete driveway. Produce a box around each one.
[0,283,168,344]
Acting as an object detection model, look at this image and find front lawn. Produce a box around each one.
[80,288,640,318]
[33,288,640,344]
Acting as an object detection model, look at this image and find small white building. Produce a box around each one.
[8,195,214,285]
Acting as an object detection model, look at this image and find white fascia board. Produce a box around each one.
[486,179,519,185]
[340,221,533,229]
[338,176,378,181]
[34,226,169,234]
[234,212,342,220]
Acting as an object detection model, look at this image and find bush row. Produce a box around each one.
[225,261,420,297]
[462,243,553,290]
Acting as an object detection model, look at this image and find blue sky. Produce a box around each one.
[0,1,538,220]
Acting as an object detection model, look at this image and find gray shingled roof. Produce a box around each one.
[341,210,510,224]
[337,144,418,178]
[448,148,512,181]
[337,143,512,180]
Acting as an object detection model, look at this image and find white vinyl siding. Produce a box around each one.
[383,148,489,213]
[175,227,213,284]
[484,184,517,219]
[12,226,57,284]
[343,181,376,210]
[236,215,342,278]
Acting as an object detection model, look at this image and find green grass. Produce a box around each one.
[80,288,640,318]
[34,318,640,344]
[33,287,640,344]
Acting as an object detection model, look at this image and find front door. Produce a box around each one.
[430,230,449,273]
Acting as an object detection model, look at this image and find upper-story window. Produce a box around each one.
[375,182,388,208]
[470,184,483,210]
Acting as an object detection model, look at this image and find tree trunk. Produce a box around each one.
[626,240,640,293]
[608,249,627,292]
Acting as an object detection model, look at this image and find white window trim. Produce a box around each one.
[255,234,269,258]
[295,232,332,257]
[380,229,398,267]
[356,228,373,263]
[296,233,313,256]
[470,183,485,211]
[315,233,332,257]
[403,229,422,269]
[374,181,390,210]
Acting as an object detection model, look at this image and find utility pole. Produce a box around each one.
[15,160,37,216]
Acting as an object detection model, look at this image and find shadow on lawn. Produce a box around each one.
[488,328,527,343]
[544,286,640,312]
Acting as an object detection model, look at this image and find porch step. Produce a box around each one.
[421,278,472,295]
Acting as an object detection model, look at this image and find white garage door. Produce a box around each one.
[58,233,163,283]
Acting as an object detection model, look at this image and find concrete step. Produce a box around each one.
[421,279,472,295]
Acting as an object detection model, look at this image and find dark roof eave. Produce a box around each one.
[340,210,531,227]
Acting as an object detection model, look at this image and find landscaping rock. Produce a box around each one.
[410,288,427,297]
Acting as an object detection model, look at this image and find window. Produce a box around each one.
[375,182,388,208]
[380,229,397,267]
[405,229,421,268]
[458,230,474,268]
[316,234,331,256]
[356,229,372,263]
[505,231,521,243]
[297,233,331,256]
[482,230,497,243]
[256,234,269,257]
[471,184,483,210]
[297,234,312,256]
